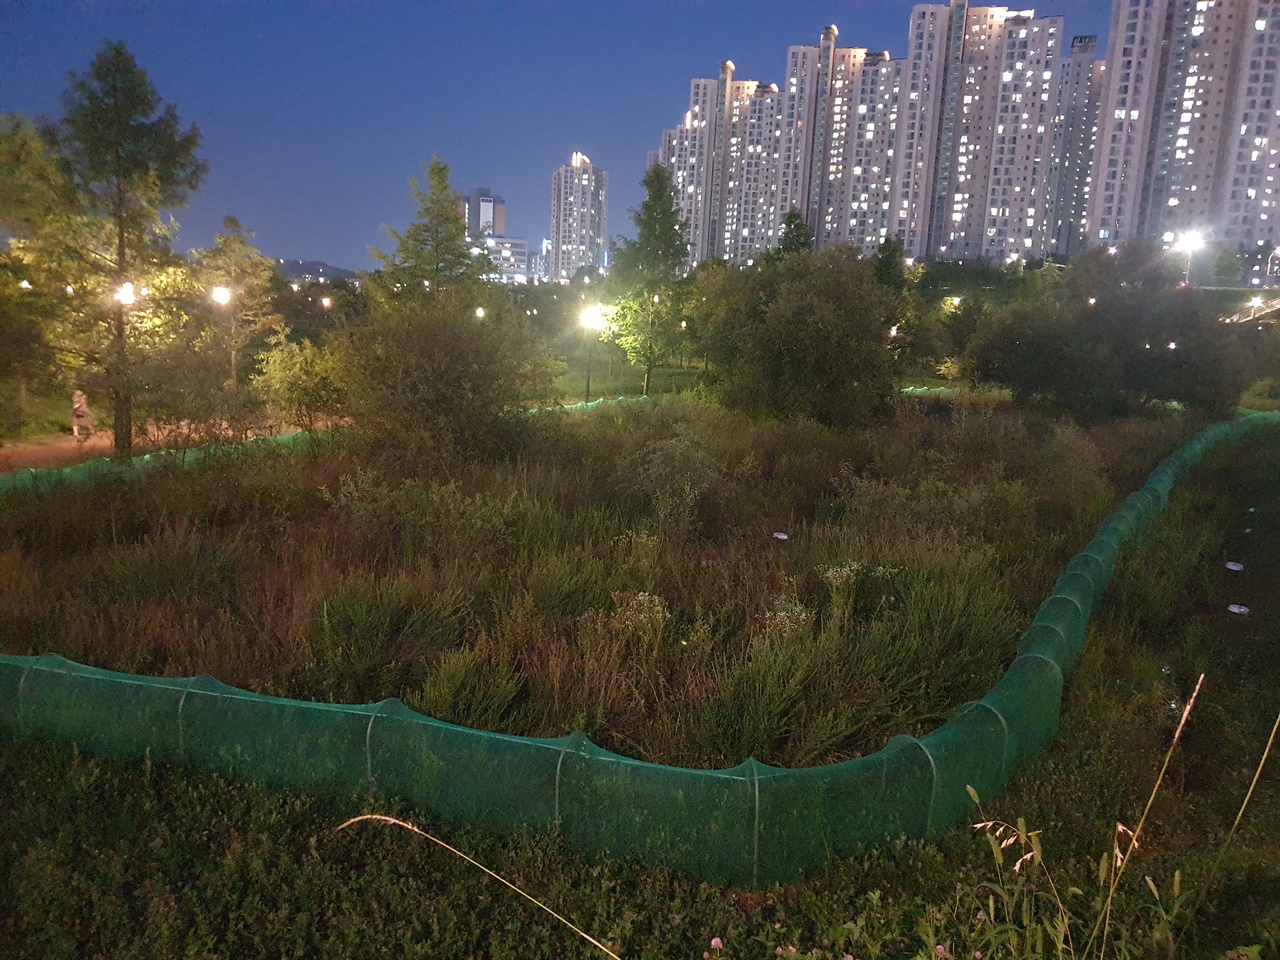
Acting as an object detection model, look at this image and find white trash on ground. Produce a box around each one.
[771,532,789,541]
[1226,561,1245,571]
[1228,604,1251,615]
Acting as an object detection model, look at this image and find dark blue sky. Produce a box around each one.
[2,0,1113,270]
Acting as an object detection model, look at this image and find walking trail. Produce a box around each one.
[0,432,116,473]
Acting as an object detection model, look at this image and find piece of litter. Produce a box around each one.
[1248,507,1256,513]
[771,532,789,541]
[1245,528,1253,534]
[1226,561,1245,572]
[1228,604,1250,615]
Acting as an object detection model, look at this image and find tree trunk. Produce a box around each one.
[112,303,131,458]
[17,378,27,413]
[643,359,652,397]
[113,183,133,459]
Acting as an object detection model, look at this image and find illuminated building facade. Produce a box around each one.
[550,152,608,282]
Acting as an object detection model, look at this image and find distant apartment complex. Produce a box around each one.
[651,0,1280,271]
[550,152,608,281]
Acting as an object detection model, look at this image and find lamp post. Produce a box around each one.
[580,304,607,401]
[1250,294,1264,321]
[211,285,235,382]
[1174,230,1205,286]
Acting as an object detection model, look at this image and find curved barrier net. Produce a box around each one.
[2,411,1278,887]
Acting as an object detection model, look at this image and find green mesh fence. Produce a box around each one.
[3,410,1279,887]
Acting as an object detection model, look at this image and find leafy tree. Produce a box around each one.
[51,41,206,456]
[1213,247,1242,285]
[193,216,282,384]
[874,236,908,293]
[254,330,346,434]
[775,209,814,257]
[607,165,688,395]
[691,246,901,428]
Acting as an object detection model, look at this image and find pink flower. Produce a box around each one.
[711,938,724,951]
[776,949,784,957]
[703,954,710,959]
[936,947,948,957]
[975,953,983,960]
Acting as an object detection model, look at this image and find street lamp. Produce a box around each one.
[115,282,136,306]
[211,286,236,381]
[580,304,607,402]
[1250,294,1264,321]
[1174,231,1205,286]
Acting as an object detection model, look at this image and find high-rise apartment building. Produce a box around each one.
[550,152,608,282]
[1049,35,1106,260]
[650,0,1280,268]
[1086,0,1280,258]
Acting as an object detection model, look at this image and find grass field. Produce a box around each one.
[0,394,1197,768]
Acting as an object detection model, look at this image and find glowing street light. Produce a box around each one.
[211,286,231,305]
[115,282,136,306]
[1250,294,1264,320]
[320,297,332,309]
[18,280,30,290]
[1174,230,1205,285]
[580,304,607,402]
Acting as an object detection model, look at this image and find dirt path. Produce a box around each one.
[0,432,116,473]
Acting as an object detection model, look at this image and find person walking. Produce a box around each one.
[71,390,94,440]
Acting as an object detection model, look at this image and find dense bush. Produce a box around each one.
[690,247,904,429]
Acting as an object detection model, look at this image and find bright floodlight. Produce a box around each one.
[211,286,231,305]
[580,304,607,331]
[950,296,962,306]
[1174,231,1205,254]
[321,297,332,308]
[475,307,485,318]
[115,282,135,306]
[1251,295,1264,308]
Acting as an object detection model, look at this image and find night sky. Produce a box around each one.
[2,0,1114,271]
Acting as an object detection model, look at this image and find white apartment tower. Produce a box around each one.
[891,4,959,258]
[1222,1,1280,249]
[550,152,608,282]
[935,5,1012,260]
[652,2,1124,266]
[1088,0,1171,246]
[1049,35,1106,260]
[980,13,1065,261]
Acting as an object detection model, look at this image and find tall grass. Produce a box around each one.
[0,396,1196,768]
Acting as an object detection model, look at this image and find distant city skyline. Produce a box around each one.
[1,1,1113,270]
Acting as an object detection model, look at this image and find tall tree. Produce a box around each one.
[55,41,206,456]
[194,216,282,384]
[608,165,687,395]
[366,156,491,308]
[610,165,686,290]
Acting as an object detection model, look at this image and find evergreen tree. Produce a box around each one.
[367,156,491,307]
[610,165,686,290]
[54,41,206,457]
